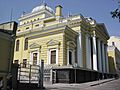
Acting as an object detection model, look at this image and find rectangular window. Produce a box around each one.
[51,50,56,64]
[33,53,37,65]
[24,38,28,50]
[69,51,72,65]
[23,59,27,68]
[16,40,19,51]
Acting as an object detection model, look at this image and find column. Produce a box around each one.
[86,35,92,69]
[67,45,70,65]
[77,33,83,67]
[92,36,98,71]
[98,39,102,72]
[104,45,109,73]
[102,42,106,73]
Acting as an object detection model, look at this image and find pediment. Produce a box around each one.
[29,43,40,49]
[47,39,60,46]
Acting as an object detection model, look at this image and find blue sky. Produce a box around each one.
[0,0,120,36]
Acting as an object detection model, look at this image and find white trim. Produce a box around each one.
[47,49,50,64]
[67,46,70,65]
[77,33,83,67]
[67,40,76,65]
[30,52,32,65]
[56,48,59,64]
[30,50,39,65]
[86,35,89,68]
[67,49,75,65]
[37,50,40,65]
[48,48,58,64]
[92,36,98,71]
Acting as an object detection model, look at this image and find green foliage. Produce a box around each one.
[111,0,120,22]
[111,8,120,22]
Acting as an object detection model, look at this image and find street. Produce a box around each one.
[44,78,120,90]
[86,79,120,90]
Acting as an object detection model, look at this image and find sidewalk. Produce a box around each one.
[44,78,115,90]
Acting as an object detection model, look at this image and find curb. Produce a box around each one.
[90,79,115,87]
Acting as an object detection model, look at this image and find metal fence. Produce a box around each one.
[18,63,40,83]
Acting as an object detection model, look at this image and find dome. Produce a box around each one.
[31,3,54,14]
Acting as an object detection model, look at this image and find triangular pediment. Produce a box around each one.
[29,43,40,49]
[47,39,60,46]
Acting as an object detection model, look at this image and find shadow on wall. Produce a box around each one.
[108,56,116,74]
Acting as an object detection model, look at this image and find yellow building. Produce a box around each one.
[14,3,110,83]
[108,36,120,51]
[0,21,17,90]
[108,45,120,77]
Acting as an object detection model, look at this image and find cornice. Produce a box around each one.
[19,9,54,21]
[18,16,56,28]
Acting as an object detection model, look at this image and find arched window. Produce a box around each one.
[16,40,19,51]
[24,38,28,50]
[67,41,76,65]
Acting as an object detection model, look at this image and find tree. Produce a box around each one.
[111,0,120,22]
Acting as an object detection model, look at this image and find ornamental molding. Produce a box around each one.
[67,41,76,49]
[46,39,60,46]
[29,43,41,49]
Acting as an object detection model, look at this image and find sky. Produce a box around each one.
[0,0,120,36]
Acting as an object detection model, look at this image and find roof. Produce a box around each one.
[31,3,54,14]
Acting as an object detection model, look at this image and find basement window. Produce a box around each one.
[35,24,39,27]
[26,27,29,30]
[14,60,19,64]
[51,50,56,64]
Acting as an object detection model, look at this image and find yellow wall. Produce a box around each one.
[14,6,109,72]
[108,51,116,74]
[14,33,64,65]
[20,14,45,25]
[63,28,77,65]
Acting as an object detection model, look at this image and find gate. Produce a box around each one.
[18,63,40,83]
[17,60,44,89]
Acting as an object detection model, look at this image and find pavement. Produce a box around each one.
[43,78,116,90]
